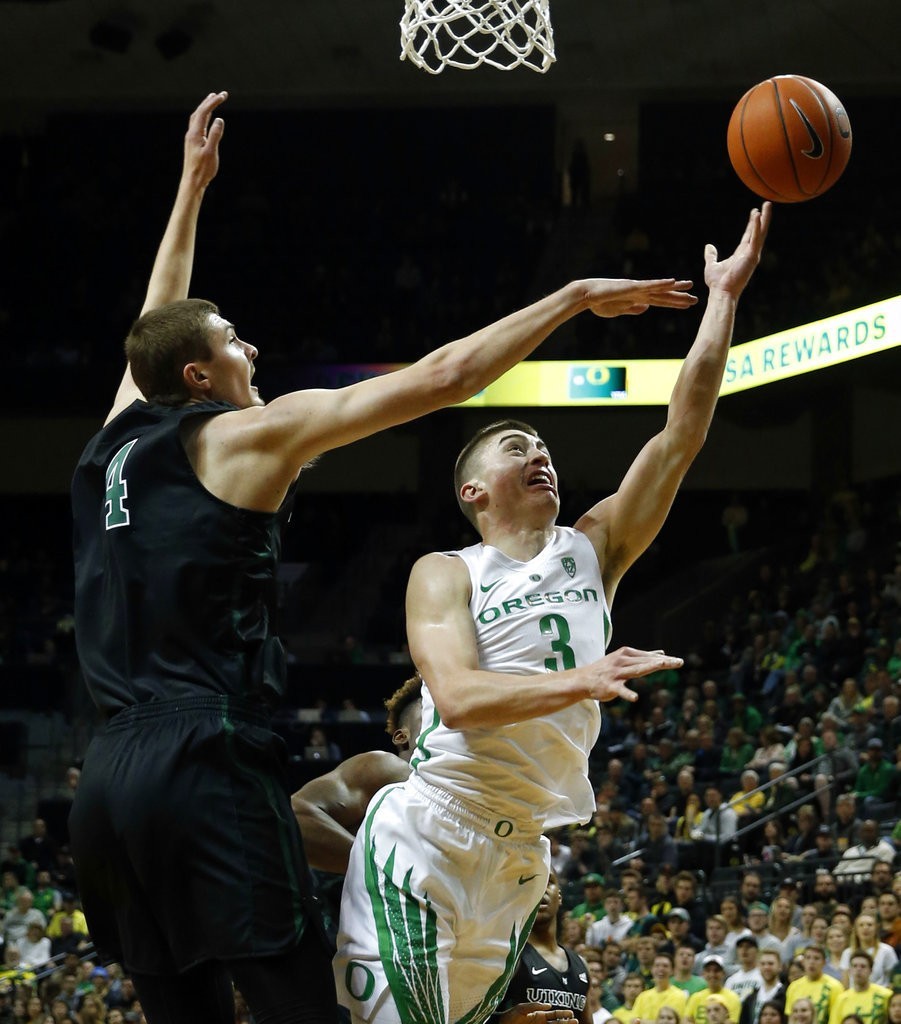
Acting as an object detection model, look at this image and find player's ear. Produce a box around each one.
[183,362,211,393]
[392,727,410,752]
[459,479,485,508]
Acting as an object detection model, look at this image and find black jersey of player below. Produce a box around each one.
[499,943,589,1015]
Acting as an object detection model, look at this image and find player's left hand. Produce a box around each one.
[183,91,228,190]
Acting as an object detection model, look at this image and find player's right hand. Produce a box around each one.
[496,1004,577,1022]
[583,646,683,702]
[582,278,697,318]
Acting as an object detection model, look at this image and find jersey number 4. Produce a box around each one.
[104,439,138,530]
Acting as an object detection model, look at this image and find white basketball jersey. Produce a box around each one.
[412,526,610,829]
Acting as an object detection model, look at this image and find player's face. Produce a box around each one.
[196,314,262,409]
[537,872,561,923]
[475,431,559,519]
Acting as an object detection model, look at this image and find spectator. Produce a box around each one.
[685,958,742,1024]
[720,897,749,958]
[739,873,767,914]
[726,933,763,1002]
[18,820,57,874]
[853,740,895,814]
[17,921,50,969]
[694,917,737,975]
[672,943,707,996]
[746,903,783,957]
[784,947,843,1024]
[823,925,850,981]
[666,908,704,954]
[632,814,678,878]
[832,794,863,853]
[740,951,787,1024]
[572,874,608,922]
[837,913,899,988]
[631,952,688,1022]
[587,889,633,947]
[828,950,892,1024]
[612,973,646,1024]
[813,731,859,822]
[834,821,896,881]
[2,888,46,949]
[768,897,801,962]
[811,870,840,919]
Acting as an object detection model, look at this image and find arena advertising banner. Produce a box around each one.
[295,294,900,406]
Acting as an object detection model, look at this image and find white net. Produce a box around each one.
[400,0,555,74]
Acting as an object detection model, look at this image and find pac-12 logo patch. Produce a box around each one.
[561,557,576,578]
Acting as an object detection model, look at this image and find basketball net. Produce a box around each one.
[400,0,555,74]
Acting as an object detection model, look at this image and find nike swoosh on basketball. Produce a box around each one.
[480,579,503,592]
[790,100,824,158]
[531,967,548,975]
[518,874,539,885]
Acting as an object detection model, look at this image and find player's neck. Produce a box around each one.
[479,518,556,562]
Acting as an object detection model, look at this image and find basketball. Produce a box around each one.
[727,75,852,203]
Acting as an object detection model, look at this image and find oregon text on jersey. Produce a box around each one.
[477,588,601,624]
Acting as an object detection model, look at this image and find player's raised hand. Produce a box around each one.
[183,91,228,191]
[583,647,683,703]
[583,277,697,318]
[704,202,772,299]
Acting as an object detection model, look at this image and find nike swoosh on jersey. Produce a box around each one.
[531,967,548,975]
[480,579,503,592]
[518,874,539,885]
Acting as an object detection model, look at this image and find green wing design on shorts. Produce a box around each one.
[363,813,444,1024]
[456,904,539,1024]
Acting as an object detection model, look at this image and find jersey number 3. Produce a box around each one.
[540,613,576,671]
[105,439,138,530]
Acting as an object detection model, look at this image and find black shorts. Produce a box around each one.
[70,695,316,975]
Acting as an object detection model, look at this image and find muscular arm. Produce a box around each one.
[290,751,409,873]
[575,204,771,606]
[105,92,227,425]
[406,552,682,730]
[198,276,698,511]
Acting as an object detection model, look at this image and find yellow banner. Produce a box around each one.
[456,294,901,407]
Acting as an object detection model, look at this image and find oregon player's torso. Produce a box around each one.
[412,526,608,829]
[499,943,589,1016]
[72,400,294,715]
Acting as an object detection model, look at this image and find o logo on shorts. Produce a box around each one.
[345,961,375,1002]
[494,820,514,838]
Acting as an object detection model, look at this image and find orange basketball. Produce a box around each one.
[727,75,852,203]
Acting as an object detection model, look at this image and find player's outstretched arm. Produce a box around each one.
[216,276,697,509]
[290,751,410,873]
[575,204,771,606]
[105,91,227,425]
[406,552,682,730]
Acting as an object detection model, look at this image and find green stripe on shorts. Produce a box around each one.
[362,789,444,1024]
